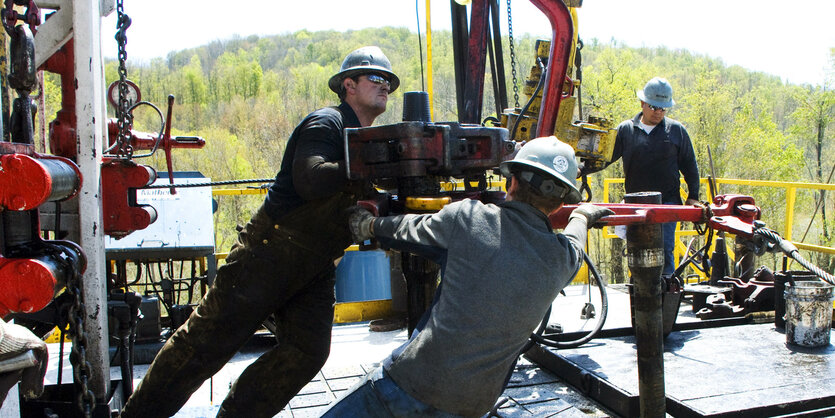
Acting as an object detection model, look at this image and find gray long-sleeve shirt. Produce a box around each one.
[373,199,587,417]
[610,113,699,203]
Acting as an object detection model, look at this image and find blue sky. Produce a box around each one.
[102,0,834,86]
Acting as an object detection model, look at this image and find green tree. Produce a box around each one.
[788,83,835,241]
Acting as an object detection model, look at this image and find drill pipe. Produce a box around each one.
[625,192,666,417]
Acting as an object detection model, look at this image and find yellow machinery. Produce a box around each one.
[501,37,617,176]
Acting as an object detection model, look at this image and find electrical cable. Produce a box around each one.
[528,252,608,349]
[673,226,713,280]
[509,57,545,141]
[415,0,425,92]
[104,100,164,157]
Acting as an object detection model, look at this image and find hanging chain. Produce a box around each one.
[114,0,133,159]
[506,0,519,108]
[66,269,95,418]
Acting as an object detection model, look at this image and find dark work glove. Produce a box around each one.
[0,320,48,403]
[568,204,615,229]
[347,206,376,243]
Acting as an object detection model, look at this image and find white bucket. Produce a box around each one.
[784,281,835,347]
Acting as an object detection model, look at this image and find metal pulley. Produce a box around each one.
[8,24,36,93]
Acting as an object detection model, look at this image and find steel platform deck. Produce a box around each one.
[5,285,832,417]
[527,322,835,417]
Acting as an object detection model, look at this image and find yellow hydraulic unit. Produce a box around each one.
[501,35,617,174]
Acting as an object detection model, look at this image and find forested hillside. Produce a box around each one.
[78,27,833,270]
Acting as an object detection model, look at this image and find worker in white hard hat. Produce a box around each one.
[589,76,700,276]
[122,46,399,418]
[322,136,614,417]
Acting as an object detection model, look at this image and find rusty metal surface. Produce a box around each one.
[345,121,512,181]
[529,323,835,417]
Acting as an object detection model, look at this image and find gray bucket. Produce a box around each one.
[784,281,835,347]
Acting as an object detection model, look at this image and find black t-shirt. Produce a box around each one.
[264,102,361,220]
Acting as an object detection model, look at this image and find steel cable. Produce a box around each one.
[142,178,275,189]
[755,228,835,285]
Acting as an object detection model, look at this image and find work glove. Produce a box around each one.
[568,203,615,229]
[347,206,376,243]
[0,319,48,403]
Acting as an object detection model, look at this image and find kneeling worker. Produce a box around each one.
[323,136,613,417]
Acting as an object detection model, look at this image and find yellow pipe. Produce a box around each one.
[426,0,435,120]
[714,178,835,191]
[212,188,268,196]
[601,178,619,238]
[795,242,835,256]
[785,187,797,241]
[785,186,798,269]
[567,8,578,76]
[334,300,394,323]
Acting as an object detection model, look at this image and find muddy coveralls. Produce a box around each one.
[121,102,366,418]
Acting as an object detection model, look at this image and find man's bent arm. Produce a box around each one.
[292,114,348,200]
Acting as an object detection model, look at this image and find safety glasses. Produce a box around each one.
[648,104,667,112]
[364,74,391,88]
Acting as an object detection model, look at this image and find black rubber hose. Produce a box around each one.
[509,58,546,141]
[528,252,608,350]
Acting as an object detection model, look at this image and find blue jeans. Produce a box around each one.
[662,221,676,275]
[661,200,680,276]
[321,366,462,418]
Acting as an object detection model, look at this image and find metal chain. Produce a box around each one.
[66,270,95,418]
[506,0,519,108]
[114,0,133,159]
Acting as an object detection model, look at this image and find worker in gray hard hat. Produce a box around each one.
[593,76,700,276]
[329,45,400,99]
[323,136,613,417]
[123,46,398,418]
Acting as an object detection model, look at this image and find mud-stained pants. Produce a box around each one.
[121,204,338,418]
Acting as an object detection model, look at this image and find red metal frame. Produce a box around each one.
[529,0,574,138]
[101,159,158,238]
[549,194,762,238]
[345,122,513,180]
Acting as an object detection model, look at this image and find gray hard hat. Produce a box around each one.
[328,46,400,94]
[500,136,581,203]
[636,77,675,108]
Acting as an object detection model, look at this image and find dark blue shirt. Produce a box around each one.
[610,113,699,203]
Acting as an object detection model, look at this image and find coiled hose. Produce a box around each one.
[523,252,608,352]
